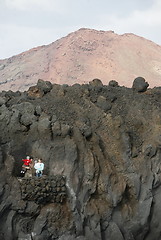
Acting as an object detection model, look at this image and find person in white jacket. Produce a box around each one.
[34,159,44,177]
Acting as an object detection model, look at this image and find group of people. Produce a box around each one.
[21,156,44,177]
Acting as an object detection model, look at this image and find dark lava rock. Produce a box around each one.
[109,80,119,87]
[0,96,6,106]
[37,79,53,93]
[132,76,149,92]
[89,78,103,87]
[0,78,161,240]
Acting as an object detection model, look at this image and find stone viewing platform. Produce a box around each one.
[18,175,66,204]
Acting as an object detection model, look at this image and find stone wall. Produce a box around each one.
[19,175,66,204]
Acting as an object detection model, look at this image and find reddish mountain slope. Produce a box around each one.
[0,28,161,91]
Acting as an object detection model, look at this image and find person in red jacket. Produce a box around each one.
[22,156,32,166]
[21,156,32,175]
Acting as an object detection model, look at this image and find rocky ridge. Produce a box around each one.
[1,28,161,91]
[0,78,161,239]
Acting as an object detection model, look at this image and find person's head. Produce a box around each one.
[27,156,30,160]
[38,159,42,163]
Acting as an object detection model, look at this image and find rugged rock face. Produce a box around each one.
[1,28,161,91]
[0,78,161,239]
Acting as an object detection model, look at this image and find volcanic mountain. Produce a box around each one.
[0,28,161,91]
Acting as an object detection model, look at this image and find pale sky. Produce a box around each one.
[0,0,161,59]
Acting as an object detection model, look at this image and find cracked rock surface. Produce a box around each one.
[0,79,161,239]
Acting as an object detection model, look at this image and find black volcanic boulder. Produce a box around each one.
[132,77,149,92]
[37,79,53,93]
[109,80,119,87]
[89,78,103,87]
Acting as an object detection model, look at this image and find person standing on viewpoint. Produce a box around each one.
[34,159,44,177]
